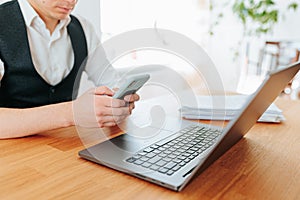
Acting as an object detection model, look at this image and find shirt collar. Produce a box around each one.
[18,0,71,29]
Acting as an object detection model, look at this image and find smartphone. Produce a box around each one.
[113,74,150,99]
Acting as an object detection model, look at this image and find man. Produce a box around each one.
[0,0,139,138]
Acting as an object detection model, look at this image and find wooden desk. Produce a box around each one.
[1,98,300,199]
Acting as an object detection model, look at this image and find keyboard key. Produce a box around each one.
[164,162,177,169]
[133,155,141,159]
[137,152,147,156]
[141,162,152,168]
[167,170,175,176]
[158,167,168,174]
[145,152,156,158]
[143,147,154,153]
[177,148,185,153]
[150,165,160,171]
[177,155,187,160]
[162,157,172,162]
[158,153,167,158]
[140,157,150,162]
[148,156,161,164]
[158,147,166,151]
[156,160,167,167]
[152,149,162,154]
[167,154,177,159]
[134,160,144,165]
[172,165,181,171]
[173,151,181,156]
[151,144,160,149]
[126,157,137,163]
[169,147,176,151]
[186,150,195,154]
[164,150,172,154]
[190,147,199,151]
[173,158,182,163]
[182,153,191,157]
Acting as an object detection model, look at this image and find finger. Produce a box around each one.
[99,121,117,128]
[110,99,127,108]
[97,115,126,123]
[124,93,140,102]
[95,106,131,117]
[129,102,135,111]
[94,86,114,96]
[96,115,128,127]
[125,102,135,114]
[110,107,131,116]
[94,95,126,108]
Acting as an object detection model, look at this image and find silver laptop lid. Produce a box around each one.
[186,62,300,184]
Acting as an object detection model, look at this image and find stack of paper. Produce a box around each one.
[179,95,285,123]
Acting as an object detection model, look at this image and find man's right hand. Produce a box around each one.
[73,86,134,128]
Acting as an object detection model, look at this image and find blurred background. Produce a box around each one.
[2,0,299,98]
[74,0,300,98]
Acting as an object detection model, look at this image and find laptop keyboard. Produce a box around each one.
[125,125,221,176]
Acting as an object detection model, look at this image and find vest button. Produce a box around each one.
[50,88,55,93]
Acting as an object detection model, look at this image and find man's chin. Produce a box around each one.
[56,13,71,20]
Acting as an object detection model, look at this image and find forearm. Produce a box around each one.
[0,102,74,139]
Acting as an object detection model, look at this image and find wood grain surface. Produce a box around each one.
[0,98,299,200]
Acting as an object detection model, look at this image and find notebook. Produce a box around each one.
[179,95,285,122]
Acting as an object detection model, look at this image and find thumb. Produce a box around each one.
[94,86,114,96]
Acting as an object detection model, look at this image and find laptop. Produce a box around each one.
[79,62,300,191]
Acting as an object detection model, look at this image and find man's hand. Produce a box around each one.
[73,86,139,128]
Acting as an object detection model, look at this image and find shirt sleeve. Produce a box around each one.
[0,58,4,86]
[75,15,120,88]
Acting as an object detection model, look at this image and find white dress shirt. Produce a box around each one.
[0,0,117,87]
[0,59,3,83]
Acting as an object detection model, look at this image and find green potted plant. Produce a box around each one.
[208,0,299,93]
[209,0,298,59]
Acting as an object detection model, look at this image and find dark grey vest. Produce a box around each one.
[0,0,87,108]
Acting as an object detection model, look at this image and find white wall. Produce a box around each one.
[90,0,300,92]
[73,0,101,37]
[271,0,300,40]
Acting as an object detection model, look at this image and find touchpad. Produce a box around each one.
[110,126,173,153]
